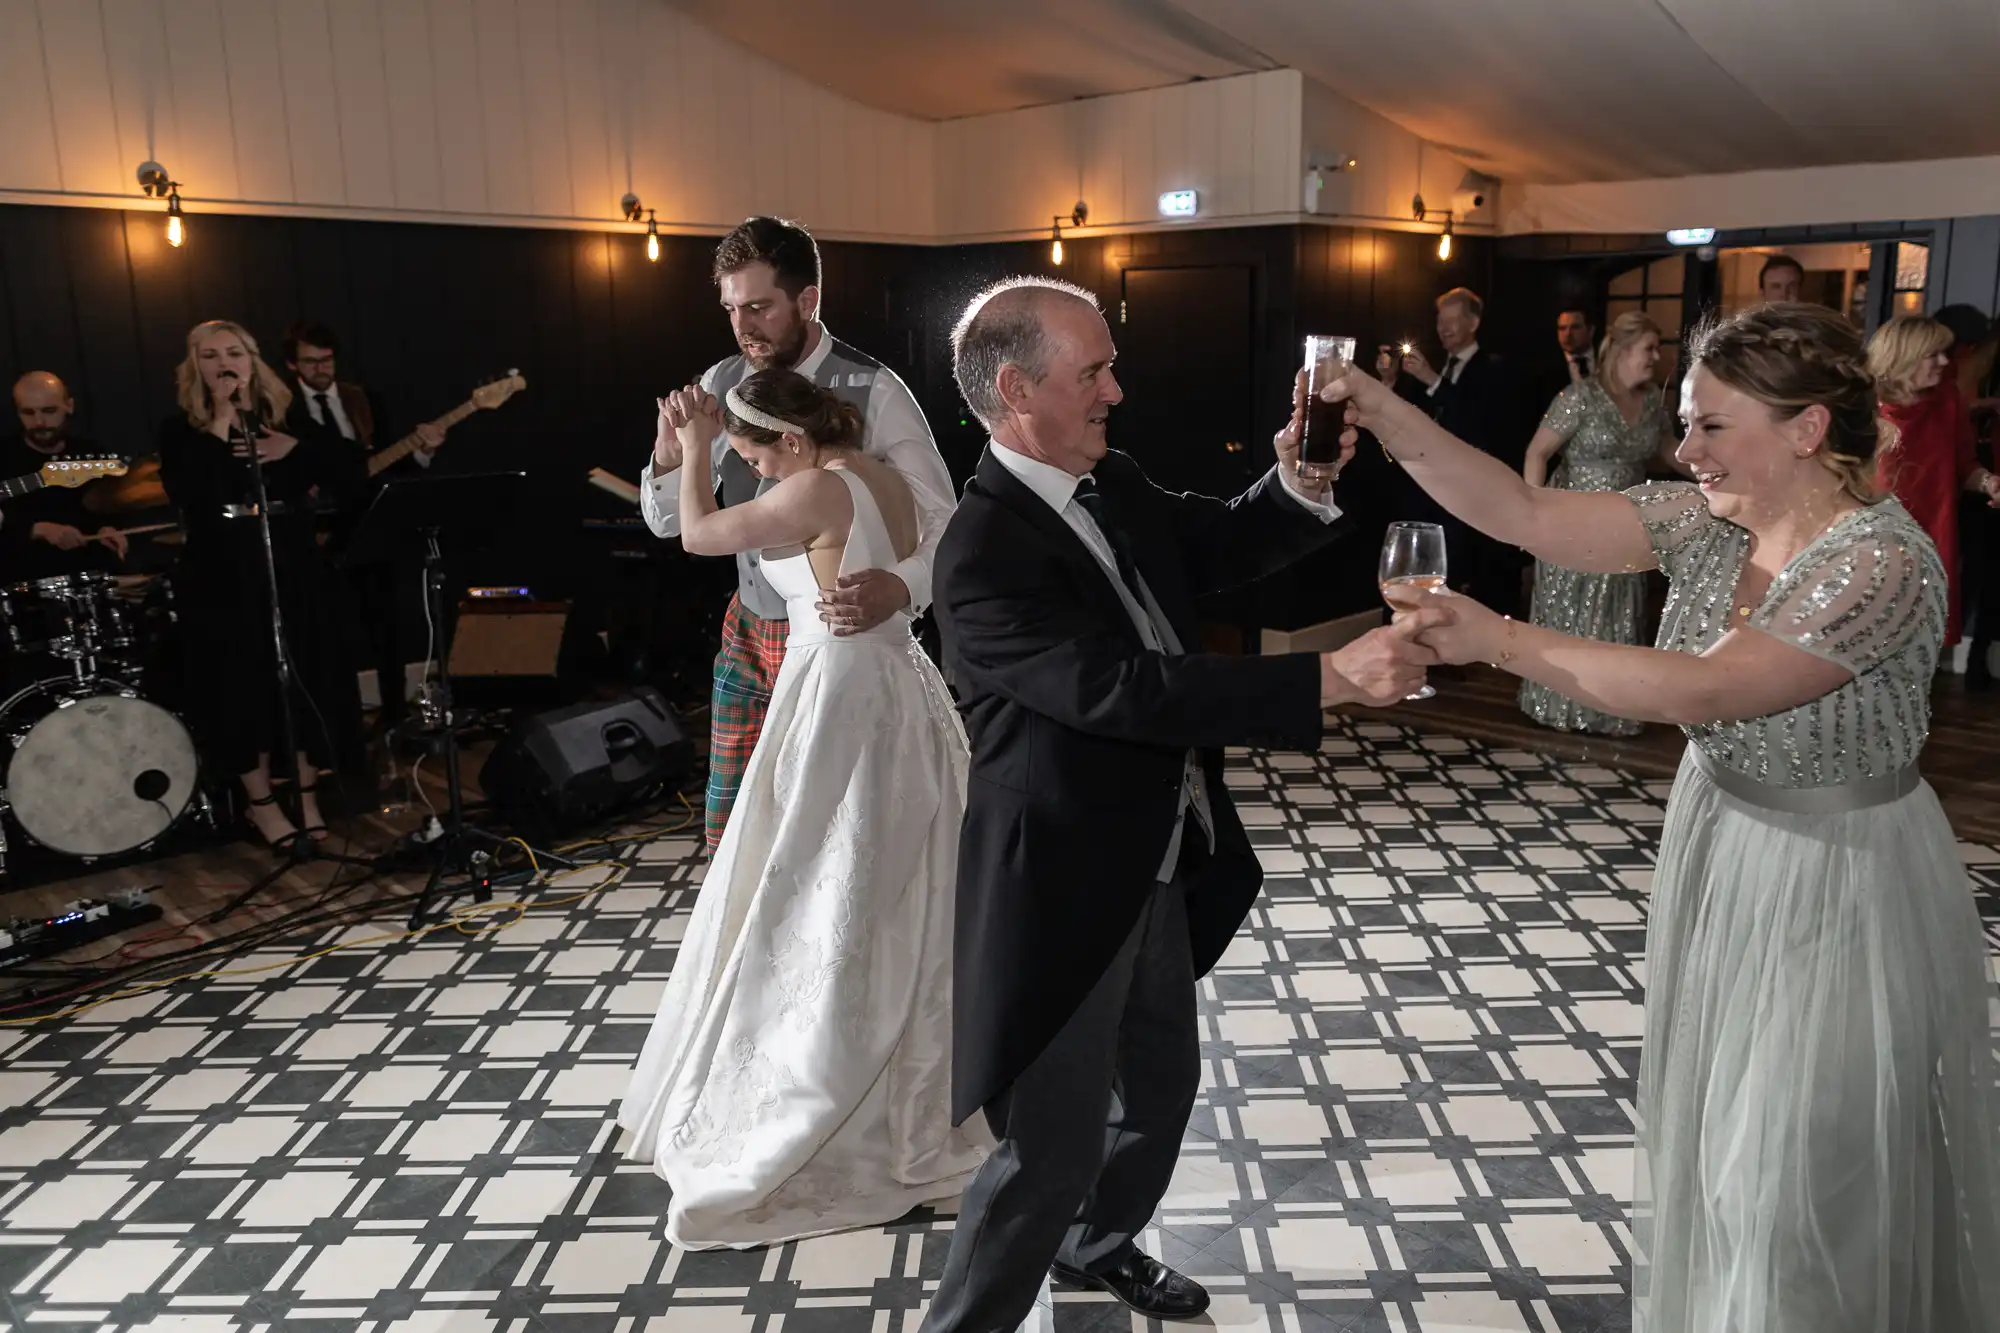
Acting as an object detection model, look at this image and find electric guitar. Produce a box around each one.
[366,370,527,478]
[0,457,127,500]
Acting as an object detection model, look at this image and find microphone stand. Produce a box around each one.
[207,379,363,923]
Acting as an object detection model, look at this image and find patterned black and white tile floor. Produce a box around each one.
[4,720,1997,1333]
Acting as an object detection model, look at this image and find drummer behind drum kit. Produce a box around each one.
[0,456,212,881]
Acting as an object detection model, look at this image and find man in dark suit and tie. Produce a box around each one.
[281,321,445,741]
[1397,287,1531,612]
[1554,306,1597,394]
[921,277,1440,1331]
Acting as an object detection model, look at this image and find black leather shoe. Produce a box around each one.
[1051,1249,1209,1320]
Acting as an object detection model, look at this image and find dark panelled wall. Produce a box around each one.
[0,203,1491,630]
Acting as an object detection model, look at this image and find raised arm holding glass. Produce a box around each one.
[1322,303,2000,1333]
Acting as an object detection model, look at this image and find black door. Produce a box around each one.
[1110,266,1256,498]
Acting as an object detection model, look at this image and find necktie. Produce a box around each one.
[1072,476,1147,606]
[316,392,340,435]
[1573,355,1590,381]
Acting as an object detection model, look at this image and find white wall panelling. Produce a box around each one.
[932,70,1309,241]
[1508,154,2000,236]
[1,3,1430,245]
[0,0,941,241]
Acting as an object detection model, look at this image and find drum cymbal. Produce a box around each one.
[84,459,168,514]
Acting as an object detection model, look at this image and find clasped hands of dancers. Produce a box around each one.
[625,218,1999,1333]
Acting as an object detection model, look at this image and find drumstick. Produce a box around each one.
[111,522,179,538]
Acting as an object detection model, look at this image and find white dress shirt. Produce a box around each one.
[305,383,435,468]
[989,442,1339,880]
[1426,341,1479,398]
[305,385,356,440]
[637,325,953,612]
[988,445,1341,617]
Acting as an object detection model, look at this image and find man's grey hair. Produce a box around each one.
[951,276,1101,432]
[1436,287,1484,320]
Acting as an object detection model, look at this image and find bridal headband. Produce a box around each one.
[724,384,806,437]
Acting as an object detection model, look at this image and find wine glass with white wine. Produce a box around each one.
[1379,521,1447,701]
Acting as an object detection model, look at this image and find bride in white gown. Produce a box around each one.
[618,369,989,1250]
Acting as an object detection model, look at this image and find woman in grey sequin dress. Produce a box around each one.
[1519,313,1674,736]
[1323,304,2000,1333]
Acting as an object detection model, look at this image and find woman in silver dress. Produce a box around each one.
[1323,303,2000,1333]
[1518,312,1674,736]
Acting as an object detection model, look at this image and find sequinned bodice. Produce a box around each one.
[1540,382,1665,493]
[1624,481,1945,787]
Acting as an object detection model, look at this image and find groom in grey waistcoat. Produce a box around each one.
[639,217,954,849]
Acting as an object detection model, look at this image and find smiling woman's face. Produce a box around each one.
[1674,364,1830,524]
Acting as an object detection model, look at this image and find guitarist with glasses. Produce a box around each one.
[0,371,130,578]
[283,320,450,742]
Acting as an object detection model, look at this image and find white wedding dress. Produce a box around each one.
[618,466,989,1250]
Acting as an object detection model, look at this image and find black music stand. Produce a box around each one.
[345,471,569,926]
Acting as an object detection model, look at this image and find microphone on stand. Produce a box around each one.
[220,369,265,445]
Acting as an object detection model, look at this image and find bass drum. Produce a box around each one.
[1,678,201,858]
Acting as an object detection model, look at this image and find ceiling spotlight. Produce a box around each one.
[620,192,644,222]
[1051,201,1087,266]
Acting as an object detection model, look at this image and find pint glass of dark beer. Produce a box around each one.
[1300,334,1357,486]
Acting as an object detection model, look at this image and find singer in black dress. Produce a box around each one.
[157,320,364,851]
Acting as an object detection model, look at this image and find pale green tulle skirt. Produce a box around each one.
[1634,751,2000,1332]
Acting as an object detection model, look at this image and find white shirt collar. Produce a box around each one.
[989,440,1086,514]
[789,324,834,378]
[1449,341,1479,365]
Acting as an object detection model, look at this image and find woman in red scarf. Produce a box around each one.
[1868,315,2000,644]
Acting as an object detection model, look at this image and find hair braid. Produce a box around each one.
[1684,302,1884,505]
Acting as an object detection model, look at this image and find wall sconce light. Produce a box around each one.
[621,193,660,262]
[138,162,184,247]
[1051,201,1087,265]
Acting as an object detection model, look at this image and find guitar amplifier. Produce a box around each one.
[478,688,693,834]
[448,599,569,679]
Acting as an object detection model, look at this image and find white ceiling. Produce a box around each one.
[664,0,2000,184]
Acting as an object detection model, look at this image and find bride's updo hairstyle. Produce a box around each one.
[723,369,863,451]
[1682,301,1885,505]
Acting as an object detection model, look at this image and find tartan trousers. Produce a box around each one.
[705,593,788,849]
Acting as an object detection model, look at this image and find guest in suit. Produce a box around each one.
[920,277,1441,1332]
[1553,306,1596,391]
[1398,287,1531,611]
[1759,254,1806,305]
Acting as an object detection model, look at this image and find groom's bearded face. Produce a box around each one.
[720,264,818,371]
